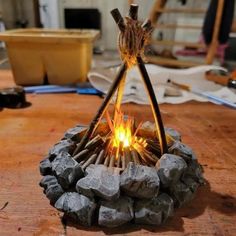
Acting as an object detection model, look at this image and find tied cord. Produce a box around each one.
[118,17,153,68]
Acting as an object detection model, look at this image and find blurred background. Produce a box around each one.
[0,0,235,73]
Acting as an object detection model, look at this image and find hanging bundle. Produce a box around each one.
[112,5,153,68]
[118,17,153,68]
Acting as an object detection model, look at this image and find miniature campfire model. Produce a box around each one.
[39,5,204,228]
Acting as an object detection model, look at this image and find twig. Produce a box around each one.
[74,149,90,162]
[85,135,104,150]
[0,202,8,211]
[109,154,116,168]
[95,149,105,165]
[116,153,121,168]
[124,147,132,166]
[129,4,139,20]
[142,19,153,33]
[104,155,110,166]
[73,62,127,156]
[105,111,114,133]
[111,8,126,32]
[145,142,161,157]
[82,153,97,169]
[131,149,141,164]
[136,56,168,154]
[121,153,126,170]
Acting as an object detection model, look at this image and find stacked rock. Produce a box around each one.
[39,124,204,227]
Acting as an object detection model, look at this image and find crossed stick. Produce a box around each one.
[73,4,168,158]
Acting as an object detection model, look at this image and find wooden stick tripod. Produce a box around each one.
[73,4,168,158]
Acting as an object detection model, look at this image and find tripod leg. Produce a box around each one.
[136,56,168,154]
[113,71,127,122]
[73,62,128,157]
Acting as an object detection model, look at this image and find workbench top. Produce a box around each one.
[0,70,235,235]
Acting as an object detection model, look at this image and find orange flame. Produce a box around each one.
[112,112,133,148]
[105,110,147,157]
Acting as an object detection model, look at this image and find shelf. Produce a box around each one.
[151,39,206,49]
[155,23,202,30]
[155,8,206,14]
[146,55,203,68]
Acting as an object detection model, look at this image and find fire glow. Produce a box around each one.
[112,113,133,148]
[107,110,147,154]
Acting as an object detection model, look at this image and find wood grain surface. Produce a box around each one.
[0,70,235,236]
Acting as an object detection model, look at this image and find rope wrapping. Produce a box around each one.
[118,17,153,68]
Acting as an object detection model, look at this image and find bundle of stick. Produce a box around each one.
[73,131,172,171]
[72,4,168,168]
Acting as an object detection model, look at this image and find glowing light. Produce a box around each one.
[105,110,147,156]
[112,113,132,148]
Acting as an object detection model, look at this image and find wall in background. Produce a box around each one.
[0,0,235,50]
[57,0,155,50]
[0,0,35,29]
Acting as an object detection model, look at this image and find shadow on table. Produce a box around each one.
[63,179,236,234]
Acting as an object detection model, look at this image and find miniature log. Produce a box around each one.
[143,150,158,164]
[137,150,149,166]
[124,147,132,166]
[116,153,121,168]
[74,149,90,162]
[146,139,161,148]
[111,8,126,32]
[142,19,153,33]
[145,142,161,157]
[129,4,139,20]
[95,149,105,165]
[109,155,116,168]
[136,56,168,154]
[85,135,104,150]
[95,138,111,165]
[104,155,110,166]
[135,142,157,164]
[82,153,97,169]
[73,62,127,156]
[121,154,126,169]
[131,149,141,165]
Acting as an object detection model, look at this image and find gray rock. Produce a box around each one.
[52,152,83,189]
[183,160,204,184]
[134,193,174,225]
[136,121,156,139]
[98,196,134,227]
[39,175,58,189]
[165,127,181,141]
[63,125,87,142]
[120,163,160,199]
[39,158,52,176]
[169,181,194,207]
[76,164,120,201]
[75,176,94,198]
[55,192,96,226]
[156,154,187,187]
[168,141,196,163]
[46,184,64,204]
[84,164,96,175]
[181,176,199,193]
[137,124,181,143]
[49,139,76,160]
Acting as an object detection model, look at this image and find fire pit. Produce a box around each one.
[39,4,204,228]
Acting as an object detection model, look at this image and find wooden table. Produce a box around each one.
[0,70,235,236]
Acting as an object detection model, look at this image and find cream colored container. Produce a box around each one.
[0,28,99,85]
